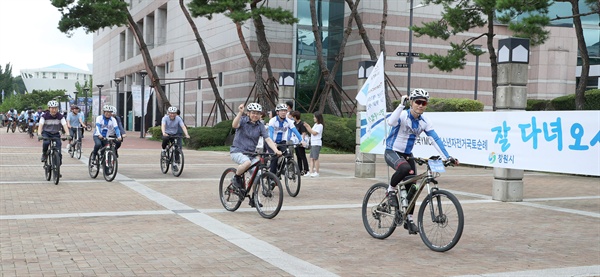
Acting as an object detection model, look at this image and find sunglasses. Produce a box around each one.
[414,100,428,106]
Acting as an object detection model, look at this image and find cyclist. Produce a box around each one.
[92,105,122,161]
[384,88,459,234]
[161,106,190,171]
[267,103,302,175]
[230,103,282,205]
[66,105,85,151]
[38,101,70,163]
[110,106,126,157]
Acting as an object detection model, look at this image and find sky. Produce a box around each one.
[0,0,93,77]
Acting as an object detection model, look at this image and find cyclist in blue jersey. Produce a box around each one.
[92,105,122,160]
[267,103,303,174]
[161,106,190,169]
[67,105,86,150]
[384,88,459,234]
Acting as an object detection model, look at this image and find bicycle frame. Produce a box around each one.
[241,153,272,194]
[397,164,440,220]
[275,145,295,175]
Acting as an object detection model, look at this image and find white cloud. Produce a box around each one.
[0,0,93,76]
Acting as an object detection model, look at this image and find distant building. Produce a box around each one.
[20,63,92,99]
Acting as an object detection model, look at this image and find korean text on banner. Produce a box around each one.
[355,52,387,154]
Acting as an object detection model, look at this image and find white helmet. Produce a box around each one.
[103,105,112,112]
[275,103,288,111]
[109,106,117,113]
[47,100,59,107]
[167,106,178,113]
[246,103,262,112]
[409,88,430,100]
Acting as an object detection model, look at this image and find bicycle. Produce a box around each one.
[219,152,284,219]
[27,122,35,139]
[6,118,16,133]
[160,135,185,177]
[88,137,119,182]
[273,143,301,197]
[18,119,27,133]
[39,136,67,185]
[361,156,464,252]
[68,126,84,159]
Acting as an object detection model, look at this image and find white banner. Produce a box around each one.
[360,111,600,176]
[132,85,152,117]
[355,52,387,154]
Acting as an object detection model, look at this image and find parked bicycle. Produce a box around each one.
[219,152,283,219]
[39,136,67,185]
[273,143,302,197]
[361,156,464,252]
[88,137,119,182]
[68,126,84,159]
[160,135,185,177]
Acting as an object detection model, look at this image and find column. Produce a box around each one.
[355,61,377,178]
[493,38,530,202]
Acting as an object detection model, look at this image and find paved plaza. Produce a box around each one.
[0,130,599,276]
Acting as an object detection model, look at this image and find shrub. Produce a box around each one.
[148,126,161,139]
[391,98,483,112]
[550,89,600,110]
[187,126,231,149]
[526,99,552,111]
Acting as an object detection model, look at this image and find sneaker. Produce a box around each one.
[172,164,178,172]
[161,150,166,157]
[311,172,319,177]
[303,171,311,177]
[404,220,419,235]
[249,198,263,208]
[41,154,47,163]
[387,191,399,208]
[232,175,245,196]
[115,150,119,158]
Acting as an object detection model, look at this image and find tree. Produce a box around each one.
[553,0,599,110]
[51,0,172,114]
[188,0,297,111]
[0,63,15,102]
[412,0,552,110]
[178,0,229,124]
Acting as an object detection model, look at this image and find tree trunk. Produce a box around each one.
[486,12,498,111]
[571,0,588,110]
[251,1,274,109]
[178,0,228,122]
[125,12,171,113]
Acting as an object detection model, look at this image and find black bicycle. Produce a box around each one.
[6,118,16,133]
[361,156,464,252]
[39,136,67,185]
[160,135,185,177]
[68,126,84,159]
[219,152,283,219]
[274,143,301,197]
[88,137,119,182]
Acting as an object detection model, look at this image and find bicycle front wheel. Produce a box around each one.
[103,150,118,182]
[417,189,464,252]
[283,160,301,197]
[88,152,99,179]
[253,171,283,219]
[160,151,169,174]
[362,183,397,239]
[52,151,60,185]
[171,148,184,177]
[218,168,242,211]
[44,153,52,181]
[75,142,82,160]
[69,143,75,158]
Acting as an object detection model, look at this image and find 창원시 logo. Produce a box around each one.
[488,152,497,164]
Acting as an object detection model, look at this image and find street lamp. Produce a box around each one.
[73,91,78,105]
[407,2,426,95]
[97,84,104,116]
[473,45,482,100]
[139,70,148,138]
[113,78,122,115]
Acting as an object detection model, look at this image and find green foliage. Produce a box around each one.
[526,99,552,111]
[551,89,600,110]
[391,98,483,112]
[51,0,129,34]
[188,0,297,25]
[187,126,231,149]
[0,90,69,112]
[148,126,162,139]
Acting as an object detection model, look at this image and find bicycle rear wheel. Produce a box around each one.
[254,171,283,219]
[283,160,301,197]
[88,152,99,178]
[103,150,118,182]
[417,189,464,252]
[75,142,82,159]
[160,151,169,174]
[171,148,184,177]
[44,152,52,181]
[362,183,397,239]
[219,168,242,211]
[69,143,75,158]
[52,151,60,185]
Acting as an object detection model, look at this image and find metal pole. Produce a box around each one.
[74,92,78,105]
[84,88,89,120]
[474,54,479,100]
[97,85,104,116]
[114,78,122,115]
[407,0,415,95]
[140,70,147,138]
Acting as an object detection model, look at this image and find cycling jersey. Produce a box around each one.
[267,116,302,143]
[386,108,450,160]
[39,112,66,134]
[94,115,121,138]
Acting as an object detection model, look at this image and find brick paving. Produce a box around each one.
[0,130,599,276]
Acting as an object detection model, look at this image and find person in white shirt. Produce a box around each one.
[304,111,324,177]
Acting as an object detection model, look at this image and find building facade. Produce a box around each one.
[93,0,590,129]
[20,63,92,100]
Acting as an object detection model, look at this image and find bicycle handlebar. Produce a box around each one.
[410,156,457,167]
[38,137,68,141]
